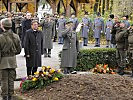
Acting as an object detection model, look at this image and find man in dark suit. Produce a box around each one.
[24,20,43,76]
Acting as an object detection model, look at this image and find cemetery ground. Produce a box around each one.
[13,42,133,100]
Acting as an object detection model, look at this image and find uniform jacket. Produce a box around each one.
[105,20,113,40]
[57,18,66,37]
[81,17,92,38]
[93,17,104,38]
[61,29,79,68]
[0,29,21,69]
[24,29,43,67]
[69,17,79,31]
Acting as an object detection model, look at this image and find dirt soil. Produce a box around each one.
[16,74,133,100]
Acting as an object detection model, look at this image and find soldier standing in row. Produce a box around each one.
[69,13,79,31]
[0,18,21,100]
[127,24,133,77]
[115,22,128,75]
[122,15,130,29]
[93,12,104,47]
[81,12,92,46]
[40,15,55,58]
[104,14,114,48]
[61,21,79,74]
[57,13,66,44]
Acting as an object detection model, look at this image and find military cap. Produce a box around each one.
[1,18,12,27]
[66,20,73,24]
[109,14,114,19]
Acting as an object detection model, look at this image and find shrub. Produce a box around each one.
[59,48,117,71]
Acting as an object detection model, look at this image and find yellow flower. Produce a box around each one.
[47,66,51,69]
[49,68,55,74]
[57,69,61,73]
[34,72,39,75]
[42,66,46,70]
[32,78,37,81]
[53,77,59,81]
[43,72,46,75]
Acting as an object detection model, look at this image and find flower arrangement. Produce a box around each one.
[92,64,116,74]
[20,66,63,92]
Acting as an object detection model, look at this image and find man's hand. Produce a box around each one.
[27,55,30,58]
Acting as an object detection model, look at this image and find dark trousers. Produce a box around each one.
[83,38,88,46]
[58,37,64,44]
[95,38,100,46]
[27,67,38,76]
[44,49,51,55]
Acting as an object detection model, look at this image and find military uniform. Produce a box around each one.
[69,17,79,31]
[81,17,91,46]
[115,27,128,75]
[123,20,130,28]
[57,17,66,44]
[105,19,113,47]
[127,26,133,77]
[93,13,104,47]
[0,18,21,99]
[61,28,79,74]
[40,18,55,57]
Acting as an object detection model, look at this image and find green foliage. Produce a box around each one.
[59,48,117,71]
[76,48,117,71]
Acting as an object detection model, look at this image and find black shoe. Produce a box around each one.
[94,45,98,47]
[48,54,51,58]
[83,44,87,46]
[106,46,109,48]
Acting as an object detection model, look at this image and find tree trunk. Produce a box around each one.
[66,4,71,17]
[94,0,99,13]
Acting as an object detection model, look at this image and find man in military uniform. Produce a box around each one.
[57,13,66,44]
[61,21,79,74]
[104,14,114,48]
[127,24,133,77]
[122,15,130,29]
[115,22,128,75]
[81,11,92,46]
[0,18,21,100]
[40,15,55,58]
[69,13,79,31]
[93,12,104,47]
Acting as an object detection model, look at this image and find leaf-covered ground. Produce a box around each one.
[16,74,133,100]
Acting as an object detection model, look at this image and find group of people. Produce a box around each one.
[0,10,133,100]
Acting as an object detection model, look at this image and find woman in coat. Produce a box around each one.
[61,21,79,74]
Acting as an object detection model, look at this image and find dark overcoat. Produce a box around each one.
[21,19,31,47]
[81,17,91,38]
[24,29,43,67]
[61,29,79,68]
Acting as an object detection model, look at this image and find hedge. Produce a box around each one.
[59,48,117,71]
